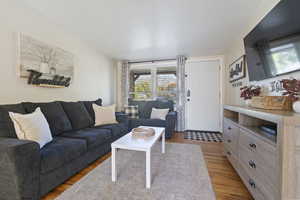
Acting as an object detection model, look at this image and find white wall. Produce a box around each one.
[223,0,300,106]
[0,0,116,105]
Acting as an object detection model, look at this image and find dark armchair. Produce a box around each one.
[128,100,177,139]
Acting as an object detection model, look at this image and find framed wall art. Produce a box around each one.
[17,33,74,87]
[229,55,246,83]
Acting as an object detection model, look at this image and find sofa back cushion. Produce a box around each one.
[22,102,72,136]
[61,101,93,130]
[129,100,174,119]
[81,98,102,122]
[0,104,26,138]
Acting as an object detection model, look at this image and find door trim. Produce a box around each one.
[185,56,225,132]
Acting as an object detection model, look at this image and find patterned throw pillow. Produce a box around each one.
[124,105,139,119]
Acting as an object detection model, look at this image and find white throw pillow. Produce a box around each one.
[9,107,53,148]
[93,104,117,126]
[150,108,169,120]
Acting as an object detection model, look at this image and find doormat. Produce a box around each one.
[184,130,223,142]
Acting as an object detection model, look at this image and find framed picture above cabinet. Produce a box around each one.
[229,55,246,83]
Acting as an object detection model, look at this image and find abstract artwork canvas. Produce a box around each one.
[18,33,74,87]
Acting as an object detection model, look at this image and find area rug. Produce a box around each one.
[55,143,216,200]
[184,130,223,142]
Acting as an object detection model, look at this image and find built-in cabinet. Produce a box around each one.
[223,105,300,200]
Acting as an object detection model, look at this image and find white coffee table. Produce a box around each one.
[111,126,165,189]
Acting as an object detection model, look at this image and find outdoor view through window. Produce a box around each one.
[129,66,177,102]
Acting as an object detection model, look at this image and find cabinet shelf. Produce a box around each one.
[241,126,276,146]
[224,116,239,124]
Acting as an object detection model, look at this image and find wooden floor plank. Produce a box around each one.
[42,132,253,200]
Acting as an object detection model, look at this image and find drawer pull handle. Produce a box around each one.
[227,151,231,156]
[248,179,256,189]
[227,139,231,143]
[249,143,256,149]
[228,127,232,130]
[248,160,256,169]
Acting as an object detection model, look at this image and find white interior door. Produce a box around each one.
[185,60,221,131]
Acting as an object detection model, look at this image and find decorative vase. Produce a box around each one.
[40,62,50,74]
[49,67,57,75]
[293,101,300,113]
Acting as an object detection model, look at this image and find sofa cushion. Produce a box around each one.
[0,104,26,138]
[22,102,72,136]
[150,108,169,120]
[61,128,112,150]
[95,123,128,139]
[130,118,166,129]
[129,100,174,119]
[9,108,53,148]
[40,137,87,174]
[81,99,102,121]
[93,104,117,126]
[61,102,93,130]
[124,105,139,119]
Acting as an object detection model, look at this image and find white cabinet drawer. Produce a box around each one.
[239,128,276,167]
[224,146,239,172]
[239,145,278,188]
[239,161,278,200]
[239,166,269,200]
[223,119,239,153]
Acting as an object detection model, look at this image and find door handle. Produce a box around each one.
[187,89,191,97]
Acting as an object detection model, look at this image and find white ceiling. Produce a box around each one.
[23,0,262,60]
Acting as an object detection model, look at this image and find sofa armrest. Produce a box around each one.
[115,112,129,130]
[165,111,177,138]
[115,112,129,123]
[0,137,40,200]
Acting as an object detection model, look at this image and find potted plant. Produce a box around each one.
[240,85,261,105]
[281,78,300,113]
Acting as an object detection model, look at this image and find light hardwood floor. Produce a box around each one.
[43,132,253,200]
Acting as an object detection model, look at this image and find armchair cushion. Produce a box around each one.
[129,100,174,119]
[116,112,129,129]
[150,108,169,120]
[129,111,177,139]
[130,118,166,128]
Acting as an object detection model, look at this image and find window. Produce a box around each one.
[129,65,177,101]
[129,69,152,100]
[270,43,300,75]
[157,67,177,101]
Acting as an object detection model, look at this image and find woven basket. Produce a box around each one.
[250,96,292,111]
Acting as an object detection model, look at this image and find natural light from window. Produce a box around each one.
[129,65,177,101]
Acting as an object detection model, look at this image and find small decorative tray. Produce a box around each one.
[132,128,155,138]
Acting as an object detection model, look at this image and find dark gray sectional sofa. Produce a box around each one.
[0,99,129,200]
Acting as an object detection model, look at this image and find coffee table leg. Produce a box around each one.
[162,131,165,154]
[146,150,151,189]
[112,147,116,182]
